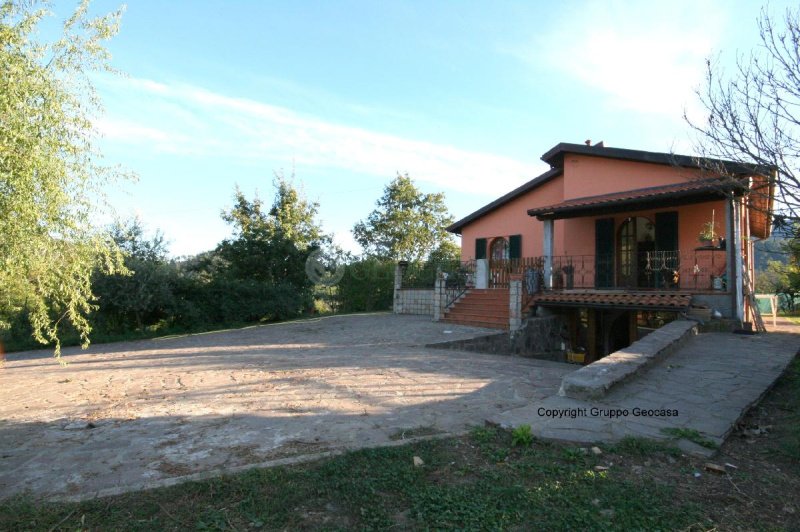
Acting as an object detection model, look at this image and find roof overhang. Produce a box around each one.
[447,167,562,234]
[532,291,692,311]
[528,178,746,221]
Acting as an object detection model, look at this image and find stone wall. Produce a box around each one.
[427,315,568,362]
[394,289,434,315]
[692,294,734,318]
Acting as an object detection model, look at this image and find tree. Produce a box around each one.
[756,260,799,311]
[91,219,176,333]
[0,1,127,356]
[215,178,328,307]
[687,6,799,221]
[269,170,329,250]
[352,173,456,262]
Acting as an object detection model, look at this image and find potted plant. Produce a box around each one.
[699,210,717,247]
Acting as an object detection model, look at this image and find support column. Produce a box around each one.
[725,198,735,316]
[509,274,523,332]
[475,258,489,289]
[543,219,554,289]
[393,261,408,314]
[432,268,446,322]
[732,198,744,322]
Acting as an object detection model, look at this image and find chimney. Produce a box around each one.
[584,139,591,146]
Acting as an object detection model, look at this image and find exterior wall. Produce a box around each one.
[393,289,434,315]
[459,176,566,261]
[562,155,708,200]
[561,200,728,257]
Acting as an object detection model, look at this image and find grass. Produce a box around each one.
[0,430,703,531]
[659,428,719,450]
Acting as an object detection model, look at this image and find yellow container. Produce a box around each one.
[567,351,585,364]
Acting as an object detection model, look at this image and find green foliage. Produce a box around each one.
[511,424,534,447]
[353,173,456,262]
[334,258,394,312]
[0,0,129,356]
[757,260,800,311]
[91,219,176,334]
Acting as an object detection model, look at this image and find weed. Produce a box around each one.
[660,428,719,449]
[511,424,534,447]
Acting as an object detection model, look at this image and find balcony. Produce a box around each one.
[488,249,728,293]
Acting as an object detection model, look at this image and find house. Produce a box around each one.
[443,141,775,361]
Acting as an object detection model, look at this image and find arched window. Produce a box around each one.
[490,237,509,262]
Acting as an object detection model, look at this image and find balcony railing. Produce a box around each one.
[492,249,727,293]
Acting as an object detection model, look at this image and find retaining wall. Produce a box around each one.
[393,289,434,315]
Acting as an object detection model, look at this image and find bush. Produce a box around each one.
[335,259,395,312]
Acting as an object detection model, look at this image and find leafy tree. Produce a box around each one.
[352,173,456,262]
[0,1,127,356]
[269,171,329,250]
[687,6,799,221]
[427,239,461,264]
[91,219,176,333]
[213,178,328,319]
[756,260,799,311]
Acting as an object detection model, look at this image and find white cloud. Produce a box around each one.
[507,0,726,119]
[94,77,541,196]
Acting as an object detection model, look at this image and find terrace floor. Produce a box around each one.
[0,313,571,500]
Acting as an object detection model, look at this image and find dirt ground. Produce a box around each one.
[0,313,572,500]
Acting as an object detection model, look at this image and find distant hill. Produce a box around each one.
[754,236,788,270]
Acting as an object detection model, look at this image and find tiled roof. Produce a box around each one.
[527,178,745,219]
[531,291,692,310]
[540,143,769,176]
[447,167,562,234]
[447,141,768,235]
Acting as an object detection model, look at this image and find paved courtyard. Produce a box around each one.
[0,314,571,500]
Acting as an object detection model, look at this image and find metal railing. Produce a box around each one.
[502,249,727,293]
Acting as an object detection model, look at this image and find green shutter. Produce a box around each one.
[509,234,522,259]
[655,211,679,252]
[475,238,487,259]
[595,218,615,288]
[655,211,679,288]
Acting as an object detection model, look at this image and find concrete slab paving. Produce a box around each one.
[492,328,799,454]
[0,313,572,500]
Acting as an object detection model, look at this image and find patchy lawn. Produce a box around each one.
[2,355,798,531]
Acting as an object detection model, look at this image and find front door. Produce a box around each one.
[489,237,509,287]
[617,217,656,288]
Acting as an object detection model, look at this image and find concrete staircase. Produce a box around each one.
[441,289,509,330]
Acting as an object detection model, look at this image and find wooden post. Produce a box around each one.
[628,311,638,344]
[586,308,597,363]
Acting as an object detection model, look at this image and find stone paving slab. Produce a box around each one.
[559,320,697,400]
[0,314,572,500]
[492,329,799,456]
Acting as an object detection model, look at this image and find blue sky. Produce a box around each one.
[49,0,792,256]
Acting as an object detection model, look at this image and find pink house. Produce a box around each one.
[444,142,774,361]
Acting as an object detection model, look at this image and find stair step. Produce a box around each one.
[441,318,508,330]
[443,311,508,322]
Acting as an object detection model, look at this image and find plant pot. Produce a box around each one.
[699,239,713,247]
